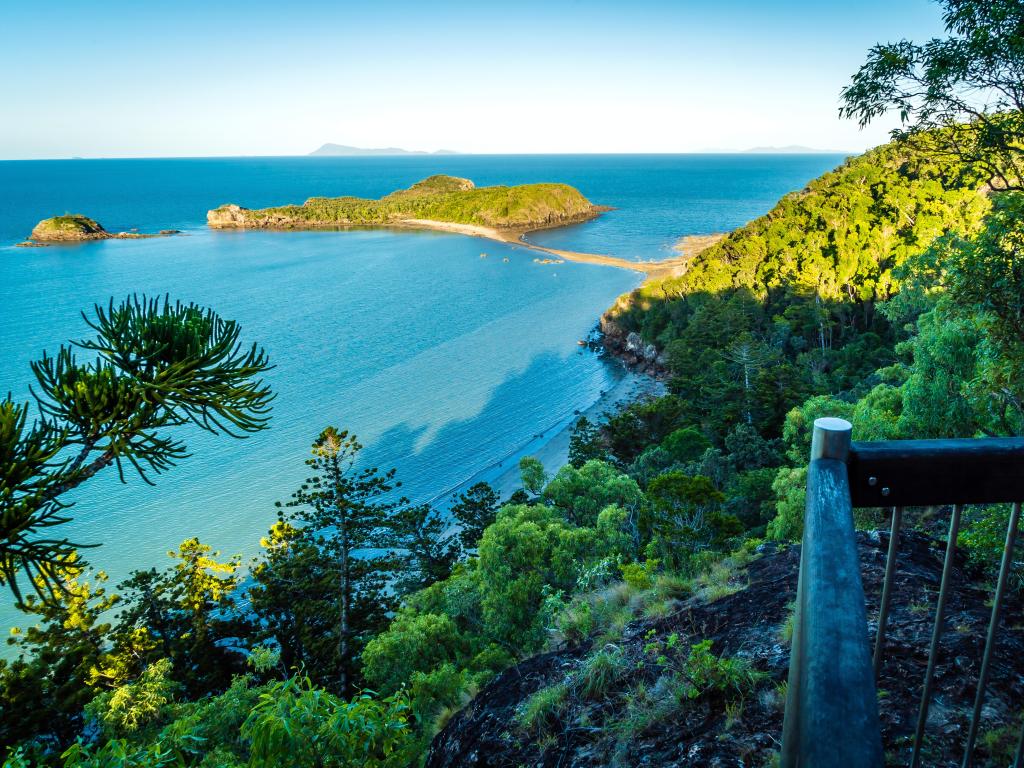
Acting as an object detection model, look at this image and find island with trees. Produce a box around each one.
[21,215,179,246]
[207,174,604,234]
[207,174,692,275]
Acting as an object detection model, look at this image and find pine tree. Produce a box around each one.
[449,482,500,553]
[256,428,400,694]
[0,296,273,602]
[567,416,607,468]
[387,503,458,596]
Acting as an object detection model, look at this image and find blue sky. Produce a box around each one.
[0,0,948,158]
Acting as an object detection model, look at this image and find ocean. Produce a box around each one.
[0,153,845,633]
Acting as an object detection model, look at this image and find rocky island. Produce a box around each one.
[208,174,604,233]
[21,214,179,245]
[207,174,697,276]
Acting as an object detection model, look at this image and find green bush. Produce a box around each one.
[619,559,660,591]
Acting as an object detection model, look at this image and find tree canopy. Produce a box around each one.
[0,296,273,603]
[841,0,1024,191]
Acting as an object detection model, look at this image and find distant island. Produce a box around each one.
[742,145,848,154]
[309,143,460,157]
[19,214,179,245]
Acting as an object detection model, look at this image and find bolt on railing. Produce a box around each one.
[781,418,1024,768]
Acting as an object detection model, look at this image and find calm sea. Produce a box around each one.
[0,154,844,632]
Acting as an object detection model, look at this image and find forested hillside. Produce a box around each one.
[3,131,1021,767]
[604,140,991,441]
[4,1,1024,761]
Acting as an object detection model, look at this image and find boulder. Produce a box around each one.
[207,204,249,228]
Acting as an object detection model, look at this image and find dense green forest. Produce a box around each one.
[207,174,599,231]
[3,2,1024,764]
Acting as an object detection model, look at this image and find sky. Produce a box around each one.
[0,0,949,159]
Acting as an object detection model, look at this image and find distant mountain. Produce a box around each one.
[309,143,461,156]
[742,145,848,154]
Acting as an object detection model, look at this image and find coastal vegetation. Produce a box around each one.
[3,1,1024,765]
[207,175,602,232]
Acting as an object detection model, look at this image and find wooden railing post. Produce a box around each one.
[781,418,884,768]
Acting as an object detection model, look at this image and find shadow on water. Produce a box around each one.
[359,348,628,509]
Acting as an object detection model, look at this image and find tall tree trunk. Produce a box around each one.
[339,522,350,696]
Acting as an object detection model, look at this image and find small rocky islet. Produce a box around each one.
[18,214,179,246]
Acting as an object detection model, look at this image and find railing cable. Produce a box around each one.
[962,500,1021,767]
[873,505,903,679]
[910,504,963,768]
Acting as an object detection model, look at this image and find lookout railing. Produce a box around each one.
[780,417,1024,768]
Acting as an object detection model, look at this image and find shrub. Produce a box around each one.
[619,559,660,590]
[574,646,628,700]
[767,466,807,541]
[683,640,765,699]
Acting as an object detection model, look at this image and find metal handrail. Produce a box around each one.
[781,417,1024,768]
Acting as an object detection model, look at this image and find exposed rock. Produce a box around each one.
[26,215,180,244]
[30,214,109,242]
[426,531,1024,768]
[207,204,248,228]
[597,313,668,378]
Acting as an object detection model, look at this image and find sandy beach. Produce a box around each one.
[399,218,692,280]
[429,368,664,506]
[401,218,723,507]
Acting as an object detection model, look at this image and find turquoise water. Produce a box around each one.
[0,154,845,633]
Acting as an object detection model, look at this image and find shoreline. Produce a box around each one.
[397,218,691,281]
[431,365,664,506]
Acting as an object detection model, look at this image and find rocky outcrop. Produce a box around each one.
[206,204,248,228]
[599,313,667,377]
[23,215,179,245]
[29,215,110,242]
[426,531,1024,768]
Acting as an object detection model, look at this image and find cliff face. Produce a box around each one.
[425,532,1024,768]
[206,176,602,232]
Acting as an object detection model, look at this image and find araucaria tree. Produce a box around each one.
[253,428,400,694]
[0,296,273,602]
[841,0,1024,190]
